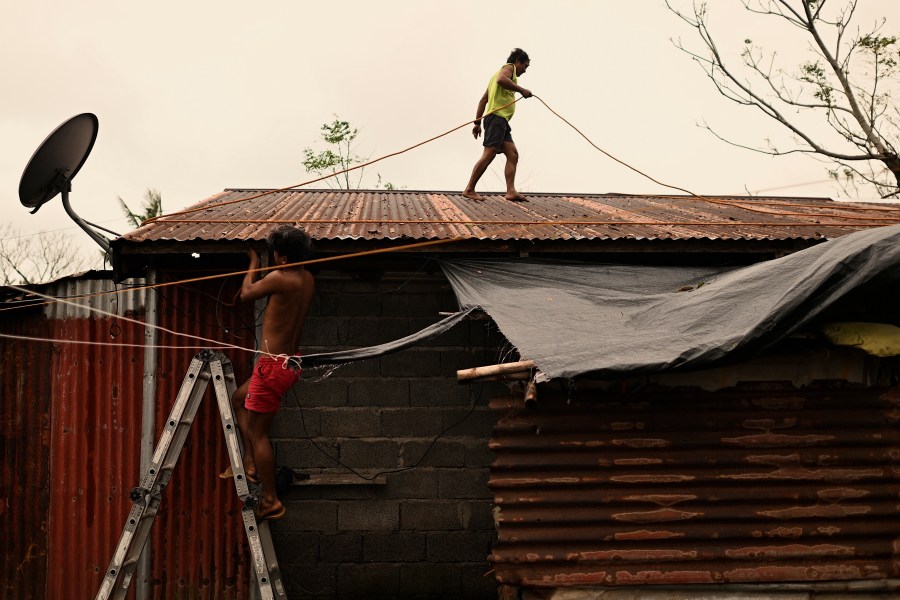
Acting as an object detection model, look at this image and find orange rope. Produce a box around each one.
[0,237,476,314]
[533,96,703,198]
[142,98,523,224]
[9,94,900,316]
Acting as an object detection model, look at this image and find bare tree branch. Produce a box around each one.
[666,0,900,196]
[0,224,90,285]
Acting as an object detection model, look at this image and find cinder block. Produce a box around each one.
[363,532,426,562]
[347,317,410,346]
[400,563,462,598]
[410,316,472,346]
[467,320,502,347]
[320,408,381,437]
[292,378,348,408]
[311,290,339,316]
[331,358,380,378]
[463,439,495,468]
[338,500,399,531]
[337,563,399,597]
[442,407,497,437]
[466,500,496,530]
[382,408,444,437]
[426,531,494,562]
[279,500,338,532]
[348,378,409,407]
[271,407,320,438]
[380,349,442,377]
[275,439,340,470]
[400,500,469,531]
[400,439,465,468]
[318,482,379,501]
[440,349,481,372]
[319,533,363,562]
[462,563,500,599]
[336,293,383,317]
[440,287,463,309]
[409,378,472,407]
[339,439,400,470]
[383,468,439,499]
[438,469,491,500]
[271,532,319,564]
[283,563,336,598]
[381,293,444,317]
[300,316,342,346]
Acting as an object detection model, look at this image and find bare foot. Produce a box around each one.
[218,465,259,484]
[462,189,485,201]
[257,500,286,521]
[504,192,528,202]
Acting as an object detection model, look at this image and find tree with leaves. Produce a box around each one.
[118,188,164,227]
[302,116,397,190]
[667,0,900,198]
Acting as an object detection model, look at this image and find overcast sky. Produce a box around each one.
[2,1,899,258]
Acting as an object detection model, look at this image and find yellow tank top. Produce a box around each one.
[485,64,517,121]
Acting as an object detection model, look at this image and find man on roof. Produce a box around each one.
[220,225,315,521]
[463,48,532,202]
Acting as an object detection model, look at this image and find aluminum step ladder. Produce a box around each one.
[96,349,287,599]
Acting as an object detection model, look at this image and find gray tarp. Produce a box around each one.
[302,306,476,368]
[440,224,900,381]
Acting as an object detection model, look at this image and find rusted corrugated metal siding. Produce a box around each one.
[489,383,900,588]
[1,277,148,599]
[38,276,148,599]
[123,189,900,244]
[46,315,145,599]
[0,315,52,600]
[147,278,255,599]
[2,274,260,598]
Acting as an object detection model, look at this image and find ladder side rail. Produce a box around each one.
[210,356,286,599]
[210,355,253,500]
[140,355,209,491]
[256,520,287,599]
[96,353,211,600]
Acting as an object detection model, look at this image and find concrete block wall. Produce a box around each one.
[270,270,506,599]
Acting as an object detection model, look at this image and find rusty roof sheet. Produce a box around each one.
[122,189,900,244]
[489,383,900,588]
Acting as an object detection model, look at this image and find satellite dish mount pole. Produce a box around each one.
[52,167,111,253]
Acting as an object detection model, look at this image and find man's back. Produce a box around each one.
[259,268,315,356]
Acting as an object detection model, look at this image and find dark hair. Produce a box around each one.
[266,225,313,263]
[507,48,529,64]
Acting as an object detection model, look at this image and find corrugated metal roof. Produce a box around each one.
[122,189,900,244]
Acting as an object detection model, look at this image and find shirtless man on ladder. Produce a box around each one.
[221,225,315,520]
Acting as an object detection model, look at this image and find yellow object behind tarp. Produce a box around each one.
[821,322,900,357]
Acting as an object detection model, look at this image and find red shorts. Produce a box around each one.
[244,355,301,414]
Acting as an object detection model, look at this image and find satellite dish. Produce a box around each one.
[18,113,110,252]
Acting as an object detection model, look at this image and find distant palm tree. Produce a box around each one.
[118,188,163,228]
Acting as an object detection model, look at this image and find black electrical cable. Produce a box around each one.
[289,381,484,481]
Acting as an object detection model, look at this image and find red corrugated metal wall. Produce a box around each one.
[489,382,900,589]
[147,280,255,599]
[2,275,258,599]
[1,316,52,600]
[47,316,145,599]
